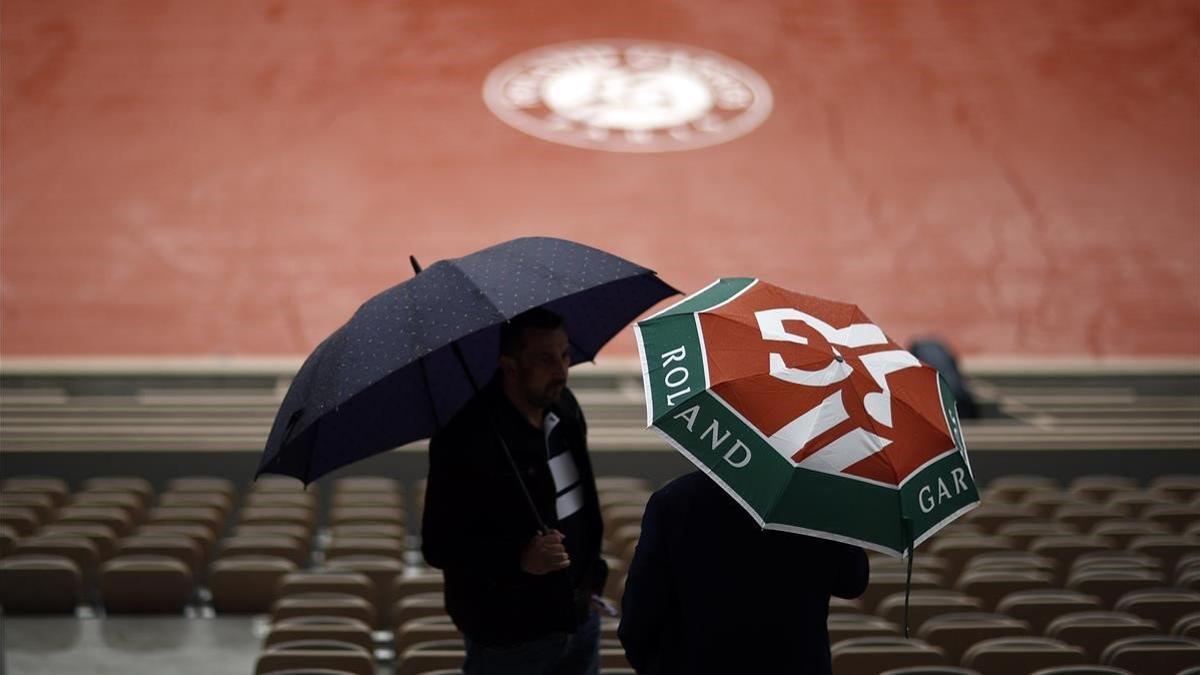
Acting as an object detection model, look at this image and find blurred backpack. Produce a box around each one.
[908,337,980,419]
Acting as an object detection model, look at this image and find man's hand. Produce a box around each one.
[521,529,570,575]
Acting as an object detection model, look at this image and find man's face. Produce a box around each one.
[504,326,570,410]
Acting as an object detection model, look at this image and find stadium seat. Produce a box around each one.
[1054,504,1131,532]
[324,536,404,562]
[827,614,902,642]
[961,636,1086,674]
[329,507,404,528]
[333,476,403,493]
[392,571,444,607]
[1148,475,1200,503]
[330,523,406,540]
[593,477,652,493]
[1099,635,1200,674]
[147,505,225,535]
[56,505,136,536]
[12,535,100,585]
[1066,569,1168,608]
[1089,520,1172,548]
[1173,613,1200,638]
[915,612,1031,664]
[596,490,651,510]
[1023,493,1087,519]
[879,669,981,675]
[166,476,235,498]
[876,590,985,632]
[0,556,82,612]
[993,522,1080,549]
[72,490,146,522]
[235,523,312,545]
[1142,504,1200,533]
[1,477,70,507]
[983,476,1058,503]
[324,555,405,625]
[601,504,647,534]
[962,551,1057,578]
[80,477,153,507]
[271,594,376,626]
[252,477,312,493]
[994,589,1104,633]
[1027,668,1131,675]
[1106,492,1177,517]
[265,620,375,652]
[859,571,944,613]
[0,524,17,557]
[239,506,314,531]
[1112,589,1200,630]
[114,534,204,576]
[392,592,447,628]
[1067,476,1138,503]
[220,535,308,567]
[927,536,1014,580]
[961,503,1040,534]
[277,572,375,607]
[136,522,216,553]
[101,556,193,613]
[37,522,118,559]
[956,569,1055,609]
[158,492,233,519]
[1127,535,1200,572]
[245,492,318,510]
[395,615,464,652]
[254,642,374,675]
[830,636,947,674]
[1044,611,1159,661]
[0,492,57,523]
[1028,535,1115,576]
[209,556,298,613]
[0,505,41,536]
[1070,550,1162,574]
[395,639,466,675]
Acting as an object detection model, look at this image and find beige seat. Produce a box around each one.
[1026,668,1132,675]
[245,492,318,511]
[1028,535,1115,577]
[1148,475,1200,503]
[324,555,405,624]
[329,506,404,527]
[115,534,204,576]
[963,551,1057,579]
[12,535,100,585]
[1067,476,1138,503]
[81,476,153,501]
[1113,589,1200,631]
[879,669,982,675]
[101,556,193,613]
[1071,550,1162,574]
[35,523,118,559]
[238,506,313,531]
[158,492,233,519]
[830,637,947,675]
[331,523,406,540]
[277,572,375,607]
[1045,610,1158,661]
[146,505,225,536]
[325,536,404,562]
[56,505,135,536]
[210,556,298,613]
[136,523,216,553]
[1,476,70,507]
[396,639,466,675]
[1090,520,1172,548]
[1127,535,1200,571]
[1173,612,1200,638]
[252,477,312,493]
[876,590,985,633]
[594,477,653,493]
[332,491,405,508]
[392,592,448,628]
[1100,635,1200,674]
[254,642,374,675]
[927,536,1015,581]
[871,555,951,578]
[235,523,312,545]
[1106,492,1178,517]
[265,620,374,652]
[272,594,376,626]
[334,477,403,493]
[0,492,57,524]
[596,490,651,510]
[827,614,901,643]
[961,503,1040,534]
[1142,505,1200,533]
[71,491,146,522]
[166,476,235,498]
[956,569,1054,610]
[0,505,41,536]
[396,616,463,653]
[601,505,647,534]
[994,521,1079,549]
[994,589,1103,633]
[0,556,82,612]
[1054,504,1131,532]
[1067,569,1167,608]
[858,571,943,613]
[392,571,445,608]
[961,636,1087,674]
[985,476,1058,503]
[915,612,1031,665]
[220,535,308,567]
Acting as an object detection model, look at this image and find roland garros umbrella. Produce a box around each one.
[635,277,980,559]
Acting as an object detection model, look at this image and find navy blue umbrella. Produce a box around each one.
[256,237,678,489]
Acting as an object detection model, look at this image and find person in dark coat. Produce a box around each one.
[618,471,870,674]
[421,308,608,675]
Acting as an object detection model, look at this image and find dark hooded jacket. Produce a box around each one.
[421,377,607,646]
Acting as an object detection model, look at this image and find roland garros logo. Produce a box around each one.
[482,40,773,152]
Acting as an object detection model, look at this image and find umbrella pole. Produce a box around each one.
[411,255,548,533]
[903,516,914,639]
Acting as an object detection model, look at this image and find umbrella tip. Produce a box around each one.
[409,255,422,275]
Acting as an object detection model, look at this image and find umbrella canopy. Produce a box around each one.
[258,237,678,483]
[635,277,979,557]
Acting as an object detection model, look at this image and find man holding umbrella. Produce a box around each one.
[422,308,609,674]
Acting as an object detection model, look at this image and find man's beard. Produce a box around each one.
[528,381,565,409]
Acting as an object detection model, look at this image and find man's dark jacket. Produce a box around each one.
[421,377,607,646]
[618,471,870,674]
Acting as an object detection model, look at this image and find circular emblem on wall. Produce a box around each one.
[483,40,773,153]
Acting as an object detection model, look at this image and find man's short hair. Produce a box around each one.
[500,307,565,357]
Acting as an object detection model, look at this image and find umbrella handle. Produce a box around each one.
[491,418,549,533]
[902,517,914,639]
